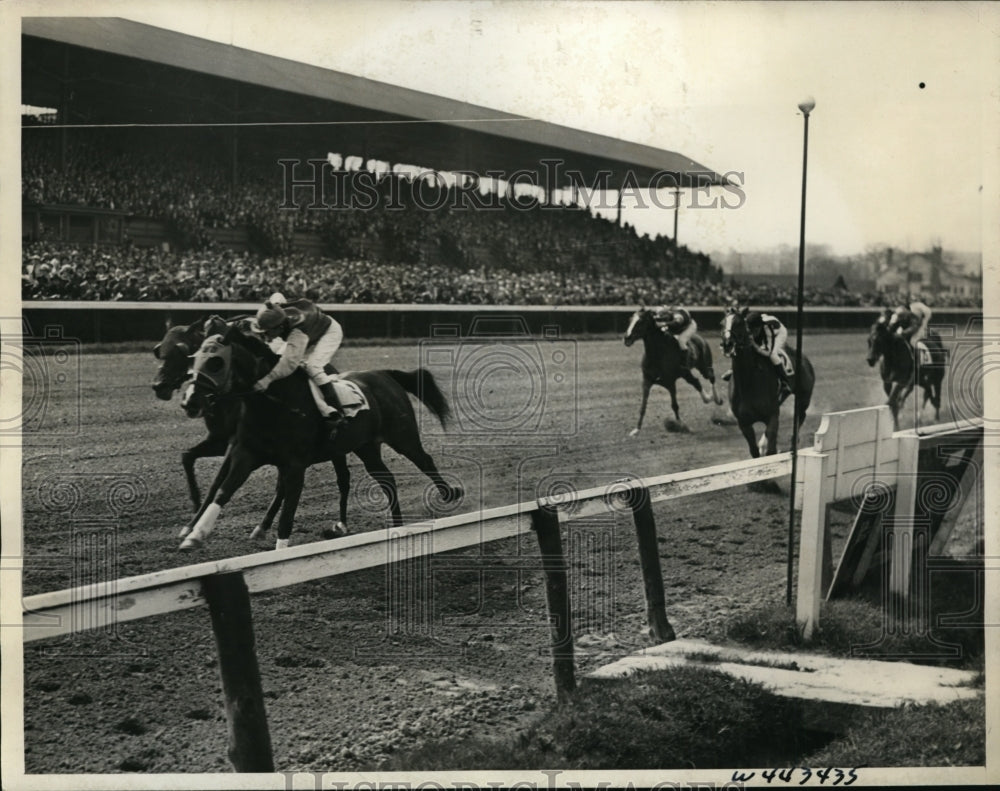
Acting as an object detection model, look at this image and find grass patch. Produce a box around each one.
[371,665,823,771]
[805,697,985,767]
[723,600,984,670]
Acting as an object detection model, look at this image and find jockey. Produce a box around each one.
[251,293,346,430]
[654,305,697,365]
[746,310,793,398]
[888,299,932,348]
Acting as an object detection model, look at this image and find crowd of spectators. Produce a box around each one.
[22,241,981,308]
[21,126,982,309]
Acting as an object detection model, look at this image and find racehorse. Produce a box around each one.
[866,308,947,429]
[178,327,463,550]
[152,315,351,538]
[623,307,724,435]
[720,307,815,457]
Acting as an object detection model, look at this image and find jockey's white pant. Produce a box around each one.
[764,326,788,365]
[676,321,697,352]
[303,322,344,386]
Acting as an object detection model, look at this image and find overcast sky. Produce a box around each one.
[12,0,1000,259]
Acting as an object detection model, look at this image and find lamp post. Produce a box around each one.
[787,96,815,607]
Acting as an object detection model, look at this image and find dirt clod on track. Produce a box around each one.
[21,334,958,772]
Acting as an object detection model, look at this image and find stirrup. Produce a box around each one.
[722,370,732,381]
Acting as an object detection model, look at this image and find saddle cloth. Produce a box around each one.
[775,348,795,376]
[915,341,932,366]
[307,376,369,418]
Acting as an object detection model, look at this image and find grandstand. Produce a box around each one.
[20,18,981,309]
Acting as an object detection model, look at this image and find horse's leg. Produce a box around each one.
[180,450,232,537]
[273,466,305,550]
[667,383,683,424]
[739,421,761,458]
[249,479,283,541]
[692,342,723,405]
[179,451,257,549]
[765,410,780,454]
[629,379,653,436]
[678,368,711,404]
[321,456,351,540]
[181,434,229,511]
[355,443,402,527]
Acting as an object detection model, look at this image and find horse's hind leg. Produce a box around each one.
[355,443,402,527]
[679,368,711,404]
[321,456,351,540]
[386,433,463,505]
[274,466,305,550]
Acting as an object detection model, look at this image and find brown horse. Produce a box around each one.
[179,328,462,550]
[623,307,723,435]
[152,315,351,539]
[720,307,815,457]
[866,308,947,429]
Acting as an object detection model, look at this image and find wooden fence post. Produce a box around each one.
[531,504,576,702]
[630,487,676,643]
[202,572,274,773]
[889,433,921,608]
[796,450,832,641]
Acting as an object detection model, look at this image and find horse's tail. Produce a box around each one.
[386,369,451,429]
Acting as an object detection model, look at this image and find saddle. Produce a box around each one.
[307,377,369,419]
[775,348,795,377]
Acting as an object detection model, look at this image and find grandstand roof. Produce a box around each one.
[22,17,729,191]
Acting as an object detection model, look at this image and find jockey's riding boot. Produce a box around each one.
[774,363,793,400]
[319,381,345,433]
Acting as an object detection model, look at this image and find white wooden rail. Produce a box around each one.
[795,407,985,638]
[22,453,797,642]
[28,404,978,768]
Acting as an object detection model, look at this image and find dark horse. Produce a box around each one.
[178,328,463,550]
[623,307,724,435]
[152,315,351,538]
[720,307,815,457]
[866,308,947,429]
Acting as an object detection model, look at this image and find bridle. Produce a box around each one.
[720,310,742,357]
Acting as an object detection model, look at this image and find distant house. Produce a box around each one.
[875,246,981,299]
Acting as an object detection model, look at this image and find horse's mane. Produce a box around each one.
[225,326,279,365]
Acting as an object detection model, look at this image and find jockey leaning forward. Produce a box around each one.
[654,305,697,366]
[887,299,932,349]
[251,293,346,433]
[746,310,793,399]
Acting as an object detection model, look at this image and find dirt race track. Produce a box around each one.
[18,330,982,773]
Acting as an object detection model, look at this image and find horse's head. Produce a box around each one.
[624,308,655,347]
[151,324,201,400]
[181,328,277,417]
[720,306,751,358]
[866,309,893,367]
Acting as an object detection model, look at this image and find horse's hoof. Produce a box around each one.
[178,536,202,551]
[322,522,349,539]
[447,485,464,503]
[178,524,192,539]
[628,428,640,437]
